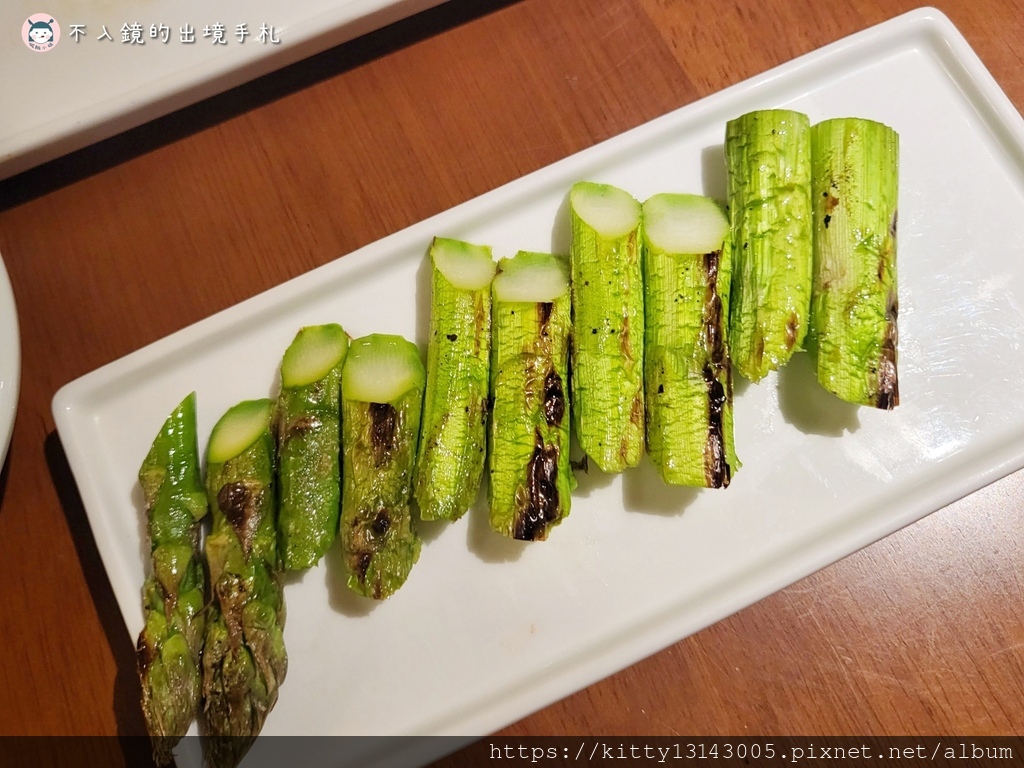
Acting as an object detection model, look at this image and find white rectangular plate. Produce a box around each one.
[52,7,1024,766]
[1,0,447,180]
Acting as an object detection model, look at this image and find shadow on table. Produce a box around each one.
[0,0,526,213]
[44,430,159,768]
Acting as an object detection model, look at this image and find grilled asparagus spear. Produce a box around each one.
[489,251,573,540]
[275,324,349,570]
[340,334,424,599]
[642,194,739,487]
[137,392,207,765]
[201,399,287,768]
[726,109,813,381]
[809,117,899,409]
[415,237,496,521]
[569,181,645,472]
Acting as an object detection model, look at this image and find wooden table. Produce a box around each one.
[1,0,1022,763]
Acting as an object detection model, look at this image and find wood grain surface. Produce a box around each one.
[1,0,1022,764]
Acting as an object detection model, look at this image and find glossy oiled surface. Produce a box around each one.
[1,0,1022,760]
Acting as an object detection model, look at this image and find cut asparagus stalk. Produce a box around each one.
[726,109,813,382]
[414,237,495,521]
[136,392,207,765]
[201,399,286,768]
[642,194,739,487]
[489,251,573,540]
[340,334,424,599]
[569,181,645,472]
[275,324,349,570]
[810,117,900,409]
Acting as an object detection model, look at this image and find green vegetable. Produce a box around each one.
[726,109,813,381]
[642,194,739,487]
[489,251,573,540]
[340,334,424,599]
[569,181,645,472]
[201,399,287,768]
[275,324,349,570]
[809,117,900,409]
[414,237,495,521]
[136,392,207,765]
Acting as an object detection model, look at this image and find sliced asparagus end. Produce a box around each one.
[642,193,729,254]
[343,334,425,404]
[206,399,274,465]
[493,251,570,303]
[430,237,497,291]
[570,181,641,238]
[280,323,349,388]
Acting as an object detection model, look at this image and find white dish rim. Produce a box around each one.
[48,4,1024,748]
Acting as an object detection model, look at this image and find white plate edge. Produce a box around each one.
[0,251,20,469]
[439,434,1024,736]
